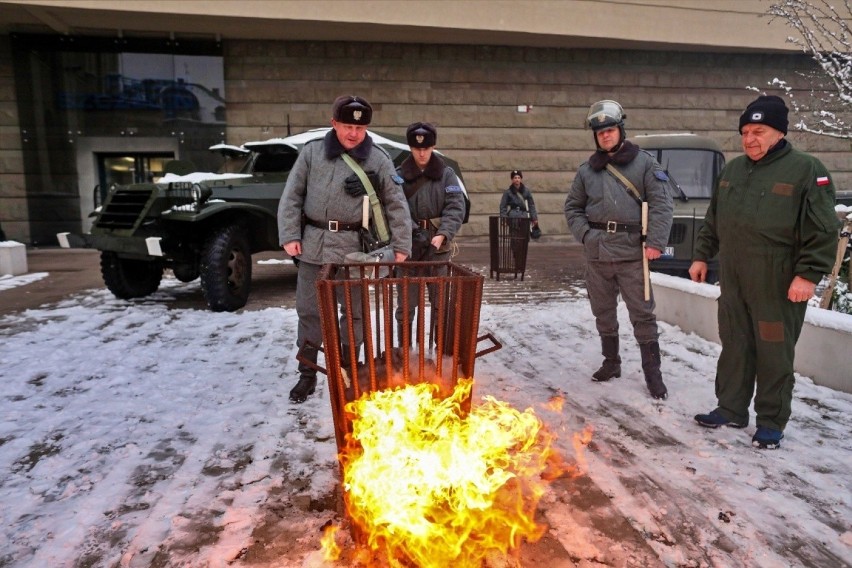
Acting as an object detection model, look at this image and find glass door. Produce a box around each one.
[96,153,173,205]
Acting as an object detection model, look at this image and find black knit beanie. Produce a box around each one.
[738,95,788,134]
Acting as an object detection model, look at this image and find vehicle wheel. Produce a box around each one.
[100,251,163,299]
[200,224,252,312]
[172,262,199,283]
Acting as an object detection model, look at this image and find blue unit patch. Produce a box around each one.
[445,185,462,193]
[391,174,404,185]
[654,171,670,181]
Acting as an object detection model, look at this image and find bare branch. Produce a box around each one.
[765,0,852,139]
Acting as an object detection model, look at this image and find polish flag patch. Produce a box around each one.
[816,176,830,186]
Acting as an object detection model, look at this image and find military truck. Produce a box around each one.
[58,128,467,311]
[633,133,726,283]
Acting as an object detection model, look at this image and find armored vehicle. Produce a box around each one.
[633,133,726,283]
[58,128,467,311]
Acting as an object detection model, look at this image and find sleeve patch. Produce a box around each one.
[445,185,462,193]
[816,176,830,186]
[391,174,404,185]
[654,171,669,181]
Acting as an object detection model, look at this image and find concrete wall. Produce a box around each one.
[652,272,852,395]
[0,1,799,53]
[0,34,27,243]
[224,40,852,241]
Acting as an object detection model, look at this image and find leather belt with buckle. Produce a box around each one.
[588,221,642,233]
[305,217,361,232]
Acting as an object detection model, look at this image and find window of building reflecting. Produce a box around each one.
[11,35,225,243]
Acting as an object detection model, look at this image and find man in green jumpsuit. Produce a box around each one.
[689,95,839,449]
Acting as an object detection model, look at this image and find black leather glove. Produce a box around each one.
[343,171,378,197]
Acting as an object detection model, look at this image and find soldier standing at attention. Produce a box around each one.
[395,122,466,345]
[691,95,839,449]
[278,95,411,403]
[565,100,673,400]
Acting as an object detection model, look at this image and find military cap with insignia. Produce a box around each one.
[332,95,373,125]
[406,122,437,148]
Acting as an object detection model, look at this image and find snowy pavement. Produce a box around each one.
[1,276,850,567]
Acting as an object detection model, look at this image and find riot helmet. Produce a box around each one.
[586,100,625,130]
[585,100,626,151]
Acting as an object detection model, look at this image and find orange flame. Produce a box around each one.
[320,524,341,562]
[544,395,564,413]
[339,379,562,567]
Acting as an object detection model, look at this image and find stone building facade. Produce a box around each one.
[223,40,849,241]
[0,1,849,245]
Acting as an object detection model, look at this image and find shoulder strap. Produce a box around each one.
[605,164,643,204]
[341,153,390,243]
[403,175,429,200]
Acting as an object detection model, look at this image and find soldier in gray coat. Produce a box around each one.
[565,100,673,400]
[394,122,466,346]
[278,95,412,403]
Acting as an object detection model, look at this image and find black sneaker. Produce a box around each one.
[289,375,317,403]
[694,410,747,429]
[752,426,784,449]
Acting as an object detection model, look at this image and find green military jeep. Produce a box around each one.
[58,128,467,311]
[633,133,726,283]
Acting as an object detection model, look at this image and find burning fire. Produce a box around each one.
[336,379,562,567]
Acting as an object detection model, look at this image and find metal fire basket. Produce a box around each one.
[297,261,502,454]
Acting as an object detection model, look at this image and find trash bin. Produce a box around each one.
[489,215,530,281]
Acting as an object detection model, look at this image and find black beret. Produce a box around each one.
[406,122,437,148]
[332,95,372,125]
[738,95,788,135]
[510,170,523,179]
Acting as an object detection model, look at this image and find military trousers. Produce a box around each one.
[714,247,806,432]
[295,261,363,374]
[585,259,659,344]
[394,255,450,347]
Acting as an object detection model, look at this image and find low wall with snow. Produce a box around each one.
[652,272,852,395]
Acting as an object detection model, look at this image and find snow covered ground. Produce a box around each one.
[0,272,47,292]
[1,276,850,567]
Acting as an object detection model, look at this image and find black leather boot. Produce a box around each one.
[290,344,318,403]
[640,341,668,400]
[592,335,621,382]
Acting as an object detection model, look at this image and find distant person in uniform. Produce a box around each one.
[691,95,839,449]
[499,170,538,265]
[565,100,673,400]
[278,95,411,403]
[395,122,466,346]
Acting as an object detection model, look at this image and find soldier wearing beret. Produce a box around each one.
[278,95,412,403]
[691,95,839,449]
[395,122,466,346]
